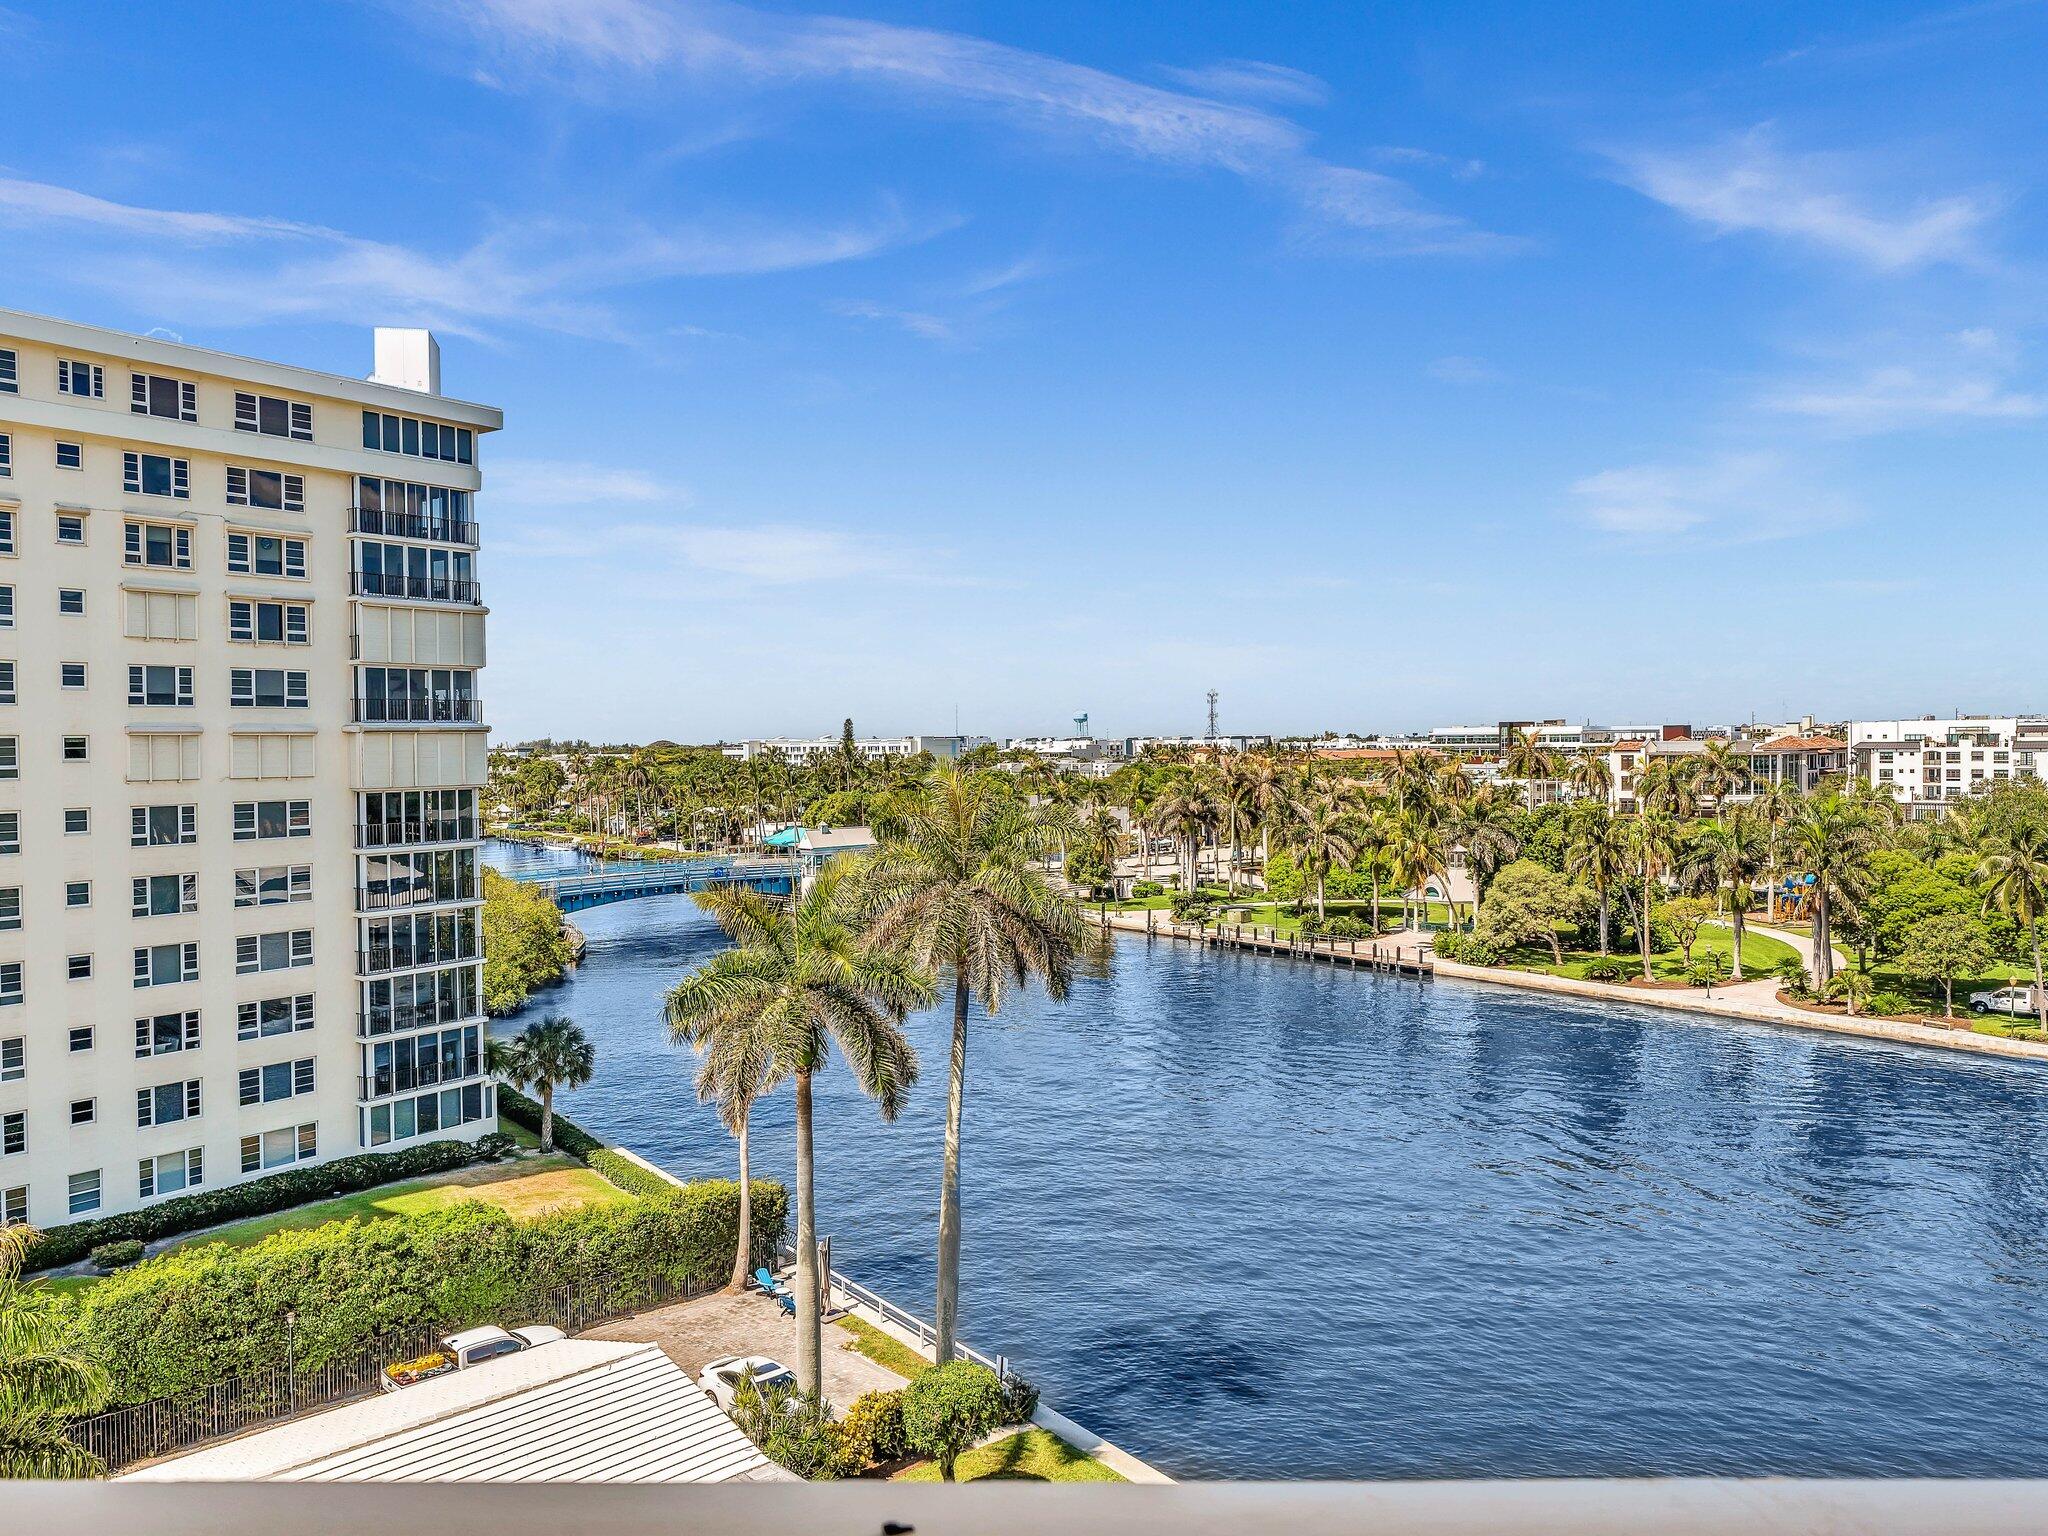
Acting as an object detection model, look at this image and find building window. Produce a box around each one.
[136,1079,201,1128]
[236,392,313,441]
[226,467,305,512]
[1,1186,23,1226]
[234,865,311,908]
[0,887,17,930]
[239,993,315,1040]
[354,478,476,542]
[67,1170,100,1214]
[135,1011,201,1057]
[122,451,190,499]
[236,929,312,974]
[62,735,87,762]
[132,803,198,846]
[0,586,11,627]
[131,372,198,422]
[234,799,311,840]
[0,433,9,477]
[56,513,85,544]
[230,668,308,709]
[65,881,90,908]
[56,441,82,471]
[128,664,194,706]
[63,808,89,835]
[1,1111,22,1156]
[0,349,15,392]
[0,663,13,706]
[70,1099,95,1126]
[242,1123,318,1173]
[239,1057,315,1106]
[228,599,310,645]
[125,520,193,570]
[132,941,199,989]
[132,873,198,918]
[61,662,86,690]
[0,813,16,856]
[58,588,84,615]
[68,1026,93,1053]
[0,962,19,1005]
[0,509,12,550]
[369,1083,490,1147]
[58,359,104,398]
[0,738,13,778]
[363,409,472,465]
[139,1148,203,1200]
[226,531,306,578]
[66,954,92,981]
[0,1036,19,1080]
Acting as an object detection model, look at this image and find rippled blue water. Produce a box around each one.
[491,842,2048,1479]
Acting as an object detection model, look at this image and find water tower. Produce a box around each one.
[1073,712,1091,739]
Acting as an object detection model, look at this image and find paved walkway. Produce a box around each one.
[582,1288,904,1413]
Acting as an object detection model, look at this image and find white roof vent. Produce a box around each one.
[370,328,441,395]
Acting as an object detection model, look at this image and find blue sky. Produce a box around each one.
[4,1,2045,742]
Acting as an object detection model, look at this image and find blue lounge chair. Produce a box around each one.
[753,1266,790,1297]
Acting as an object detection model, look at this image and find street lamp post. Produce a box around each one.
[284,1307,298,1412]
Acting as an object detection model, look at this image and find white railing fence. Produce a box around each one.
[777,1242,1009,1379]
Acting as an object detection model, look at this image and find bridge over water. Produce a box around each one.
[505,856,794,912]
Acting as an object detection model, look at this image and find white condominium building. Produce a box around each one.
[1849,717,2046,815]
[0,311,499,1228]
[721,734,991,764]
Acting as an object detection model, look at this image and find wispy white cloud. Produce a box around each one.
[490,458,679,505]
[1154,58,1329,107]
[606,518,967,585]
[1370,145,1486,181]
[1760,328,2047,431]
[0,174,934,338]
[428,0,1514,259]
[829,299,959,343]
[1569,451,1854,541]
[1607,127,1995,271]
[1428,355,1503,384]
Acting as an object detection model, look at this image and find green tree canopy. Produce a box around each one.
[482,868,576,1015]
[1473,859,1580,964]
[1897,912,1995,1017]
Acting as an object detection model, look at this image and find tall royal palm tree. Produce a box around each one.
[0,1225,111,1477]
[1683,810,1769,980]
[1566,752,1613,806]
[1980,817,2048,1035]
[489,1014,596,1154]
[1634,755,1696,819]
[1353,802,1399,935]
[664,975,780,1291]
[1388,808,1437,931]
[854,765,1091,1363]
[1565,803,1629,955]
[1147,776,1214,894]
[1502,729,1557,813]
[1691,739,1749,811]
[673,865,927,1396]
[1784,789,1881,990]
[1241,753,1289,892]
[1630,813,1687,981]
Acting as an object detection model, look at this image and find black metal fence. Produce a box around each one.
[70,1270,716,1473]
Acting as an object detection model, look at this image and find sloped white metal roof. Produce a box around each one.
[125,1340,790,1484]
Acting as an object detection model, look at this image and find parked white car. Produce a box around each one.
[697,1354,795,1412]
[1969,986,2042,1016]
[380,1324,567,1391]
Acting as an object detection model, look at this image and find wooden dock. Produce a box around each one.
[1117,911,1433,979]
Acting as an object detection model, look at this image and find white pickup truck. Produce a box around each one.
[1969,985,2043,1017]
[380,1324,567,1391]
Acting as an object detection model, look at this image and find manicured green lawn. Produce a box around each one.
[165,1156,630,1253]
[894,1428,1125,1483]
[38,1274,101,1297]
[1493,923,1798,983]
[835,1315,931,1380]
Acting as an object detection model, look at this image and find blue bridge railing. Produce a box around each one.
[510,858,794,912]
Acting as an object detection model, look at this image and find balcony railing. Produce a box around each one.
[358,942,479,976]
[359,1005,484,1039]
[355,883,480,912]
[350,696,482,725]
[353,818,479,849]
[350,570,482,605]
[349,506,479,545]
[359,1059,483,1101]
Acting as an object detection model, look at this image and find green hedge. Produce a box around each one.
[586,1147,683,1201]
[24,1140,481,1272]
[496,1083,606,1159]
[70,1177,789,1405]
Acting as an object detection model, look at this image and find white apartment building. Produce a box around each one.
[720,734,990,765]
[0,311,499,1228]
[1849,716,2046,815]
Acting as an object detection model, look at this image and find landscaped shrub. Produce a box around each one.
[1322,916,1369,939]
[88,1240,145,1273]
[1778,960,1813,1000]
[1431,932,1464,960]
[67,1177,787,1405]
[997,1370,1040,1426]
[1130,881,1164,899]
[1584,959,1628,982]
[839,1387,909,1466]
[730,1373,851,1480]
[586,1147,683,1201]
[23,1139,481,1272]
[495,1083,605,1158]
[901,1361,1008,1481]
[475,1132,518,1162]
[1867,990,1915,1017]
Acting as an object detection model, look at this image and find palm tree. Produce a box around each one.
[664,978,779,1291]
[1353,803,1398,935]
[1566,753,1613,805]
[1634,756,1696,819]
[1147,777,1213,894]
[1683,811,1769,979]
[1241,753,1289,892]
[1387,809,1436,931]
[1783,789,1885,990]
[489,1014,596,1153]
[673,866,927,1396]
[1565,803,1628,955]
[1502,729,1557,813]
[854,765,1091,1363]
[1630,813,1686,981]
[1290,791,1358,921]
[1691,739,1749,810]
[1980,817,2048,1035]
[0,1225,111,1477]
